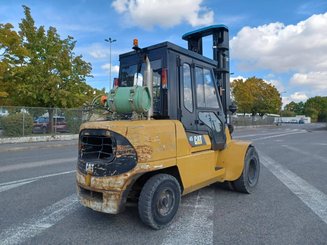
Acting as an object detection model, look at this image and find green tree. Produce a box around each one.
[280,110,296,117]
[284,101,304,115]
[0,6,104,131]
[0,23,29,105]
[231,77,282,116]
[296,101,305,115]
[304,96,327,122]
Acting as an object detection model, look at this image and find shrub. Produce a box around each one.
[1,112,33,137]
[0,116,3,130]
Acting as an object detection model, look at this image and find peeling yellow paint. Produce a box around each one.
[135,145,153,162]
[79,189,122,214]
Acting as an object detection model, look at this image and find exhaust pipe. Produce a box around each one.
[144,56,153,119]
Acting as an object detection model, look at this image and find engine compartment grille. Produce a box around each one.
[80,134,115,162]
[78,129,137,177]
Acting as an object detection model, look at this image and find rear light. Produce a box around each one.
[162,68,168,89]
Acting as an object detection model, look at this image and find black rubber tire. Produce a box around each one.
[232,146,260,194]
[138,174,181,230]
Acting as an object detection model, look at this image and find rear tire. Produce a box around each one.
[138,174,181,230]
[232,146,260,194]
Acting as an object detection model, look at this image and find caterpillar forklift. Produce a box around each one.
[76,25,260,229]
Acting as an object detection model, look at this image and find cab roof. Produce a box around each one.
[119,41,218,67]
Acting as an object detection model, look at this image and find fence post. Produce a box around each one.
[55,108,57,135]
[22,107,25,137]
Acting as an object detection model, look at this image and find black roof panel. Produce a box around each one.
[119,41,217,66]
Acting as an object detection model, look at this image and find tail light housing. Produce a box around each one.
[162,68,168,89]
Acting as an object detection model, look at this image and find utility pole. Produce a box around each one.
[104,37,116,91]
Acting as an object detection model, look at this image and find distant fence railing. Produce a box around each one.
[0,106,279,138]
[231,114,277,127]
[0,106,87,138]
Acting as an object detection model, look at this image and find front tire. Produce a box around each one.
[138,174,181,230]
[232,146,260,193]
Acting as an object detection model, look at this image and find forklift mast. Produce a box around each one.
[182,25,231,121]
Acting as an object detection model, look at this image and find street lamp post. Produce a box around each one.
[105,37,116,91]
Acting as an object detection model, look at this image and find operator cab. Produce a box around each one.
[117,25,233,150]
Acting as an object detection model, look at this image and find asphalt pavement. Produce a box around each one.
[0,123,326,245]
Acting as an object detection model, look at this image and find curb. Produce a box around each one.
[234,125,277,129]
[0,134,78,144]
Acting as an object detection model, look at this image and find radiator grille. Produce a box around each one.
[80,134,115,162]
[78,129,137,177]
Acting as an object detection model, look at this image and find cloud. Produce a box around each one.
[290,92,308,101]
[282,92,309,106]
[269,79,286,93]
[231,12,327,73]
[230,75,247,81]
[290,72,327,90]
[111,0,214,29]
[101,63,120,74]
[76,43,125,60]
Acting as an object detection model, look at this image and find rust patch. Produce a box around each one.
[77,162,160,192]
[103,191,121,213]
[79,189,122,214]
[91,175,127,190]
[76,172,85,185]
[135,145,153,163]
[145,135,161,143]
[76,162,168,213]
[116,144,135,158]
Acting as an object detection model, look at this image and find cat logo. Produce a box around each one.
[85,163,94,174]
[189,135,205,146]
[193,135,203,145]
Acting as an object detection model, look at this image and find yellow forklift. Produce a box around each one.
[76,25,260,229]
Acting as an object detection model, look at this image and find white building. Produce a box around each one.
[275,115,311,124]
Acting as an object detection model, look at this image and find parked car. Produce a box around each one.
[32,116,68,134]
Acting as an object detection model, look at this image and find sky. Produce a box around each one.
[1,0,327,106]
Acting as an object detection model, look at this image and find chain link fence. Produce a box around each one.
[0,106,279,138]
[0,106,88,138]
[231,114,277,127]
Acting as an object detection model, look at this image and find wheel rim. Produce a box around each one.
[248,159,258,186]
[156,188,175,216]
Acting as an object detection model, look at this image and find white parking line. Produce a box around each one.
[252,131,306,141]
[162,188,214,245]
[0,158,76,173]
[0,180,37,193]
[235,131,290,139]
[0,170,76,193]
[260,153,327,225]
[281,145,327,164]
[0,194,79,245]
